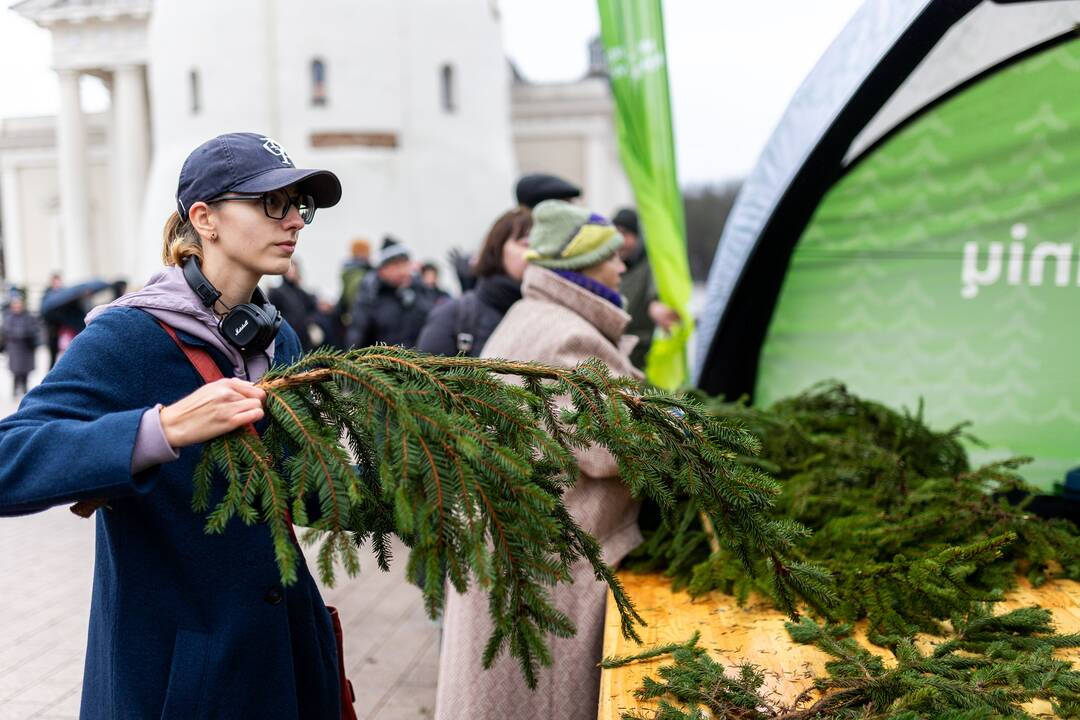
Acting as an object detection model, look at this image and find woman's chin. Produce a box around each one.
[261,258,293,277]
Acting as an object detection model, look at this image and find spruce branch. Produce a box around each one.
[626,382,1080,640]
[185,345,829,687]
[620,606,1080,719]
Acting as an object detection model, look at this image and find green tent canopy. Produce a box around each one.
[696,0,1080,491]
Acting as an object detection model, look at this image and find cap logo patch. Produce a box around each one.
[261,137,293,166]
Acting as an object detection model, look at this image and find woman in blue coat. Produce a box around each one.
[0,133,348,719]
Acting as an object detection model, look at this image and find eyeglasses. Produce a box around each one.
[207,189,317,224]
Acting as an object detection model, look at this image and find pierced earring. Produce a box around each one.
[210,233,217,241]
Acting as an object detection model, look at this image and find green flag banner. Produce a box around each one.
[598,0,692,389]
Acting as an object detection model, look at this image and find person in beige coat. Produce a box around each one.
[435,200,644,720]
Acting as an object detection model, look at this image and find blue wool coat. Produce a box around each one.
[0,307,341,719]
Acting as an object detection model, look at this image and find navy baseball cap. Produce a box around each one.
[176,132,342,218]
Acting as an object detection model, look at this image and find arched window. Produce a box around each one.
[440,63,455,113]
[189,69,200,114]
[311,58,327,107]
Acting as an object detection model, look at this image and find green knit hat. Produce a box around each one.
[524,200,623,271]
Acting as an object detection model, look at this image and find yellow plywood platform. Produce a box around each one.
[599,572,1080,719]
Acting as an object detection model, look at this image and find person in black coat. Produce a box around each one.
[416,208,533,356]
[514,173,580,209]
[419,262,451,306]
[40,273,64,369]
[346,237,434,349]
[268,259,320,351]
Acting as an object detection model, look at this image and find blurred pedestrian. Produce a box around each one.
[416,208,532,356]
[514,172,581,209]
[612,208,681,370]
[447,247,477,293]
[268,258,320,350]
[41,272,64,369]
[1,293,40,398]
[419,262,451,305]
[435,200,641,720]
[337,237,372,329]
[346,236,434,348]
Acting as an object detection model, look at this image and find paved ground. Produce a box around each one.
[0,350,440,719]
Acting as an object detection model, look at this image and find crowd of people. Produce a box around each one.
[262,171,676,381]
[0,131,679,720]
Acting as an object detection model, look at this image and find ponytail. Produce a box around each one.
[161,211,203,266]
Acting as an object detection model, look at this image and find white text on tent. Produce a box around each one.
[962,241,1076,299]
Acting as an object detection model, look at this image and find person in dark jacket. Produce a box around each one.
[0,132,351,719]
[514,173,581,209]
[40,272,64,368]
[346,237,434,349]
[269,258,320,350]
[2,294,40,397]
[611,208,681,370]
[419,262,451,306]
[416,208,533,357]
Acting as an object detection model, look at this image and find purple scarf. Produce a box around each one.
[552,270,624,308]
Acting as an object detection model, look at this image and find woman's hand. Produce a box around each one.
[159,378,267,449]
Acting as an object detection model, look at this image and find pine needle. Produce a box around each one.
[601,631,701,669]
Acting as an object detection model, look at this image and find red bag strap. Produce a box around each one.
[157,321,228,385]
[156,320,293,528]
[69,321,250,520]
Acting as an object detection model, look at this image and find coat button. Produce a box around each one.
[264,587,283,605]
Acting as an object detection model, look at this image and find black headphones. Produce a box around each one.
[182,256,283,356]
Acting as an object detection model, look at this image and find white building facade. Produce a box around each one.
[0,0,631,300]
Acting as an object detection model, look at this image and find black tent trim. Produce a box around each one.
[843,28,1079,178]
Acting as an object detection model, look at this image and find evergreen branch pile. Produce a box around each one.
[624,382,1080,638]
[189,346,833,686]
[619,605,1080,719]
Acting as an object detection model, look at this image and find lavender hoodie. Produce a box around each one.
[85,266,277,473]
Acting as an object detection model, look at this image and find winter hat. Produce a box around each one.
[377,235,411,267]
[611,208,639,236]
[524,200,622,271]
[351,238,371,258]
[515,173,581,209]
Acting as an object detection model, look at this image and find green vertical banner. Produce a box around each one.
[597,0,692,389]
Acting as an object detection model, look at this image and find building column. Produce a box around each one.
[55,69,91,281]
[0,161,26,288]
[112,64,150,279]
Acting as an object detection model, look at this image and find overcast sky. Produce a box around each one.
[0,1,863,185]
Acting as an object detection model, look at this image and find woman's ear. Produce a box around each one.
[188,202,216,242]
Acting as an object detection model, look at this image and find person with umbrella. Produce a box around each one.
[39,277,119,360]
[0,133,356,718]
[40,272,64,369]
